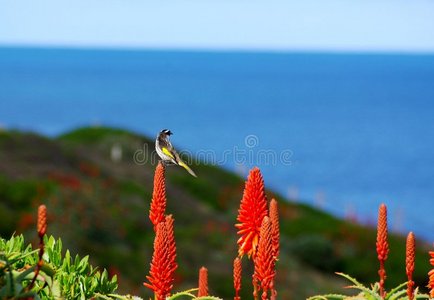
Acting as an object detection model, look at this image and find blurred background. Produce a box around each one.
[1,0,434,298]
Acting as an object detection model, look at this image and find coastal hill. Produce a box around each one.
[0,127,430,299]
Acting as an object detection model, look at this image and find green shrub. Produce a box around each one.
[0,234,124,300]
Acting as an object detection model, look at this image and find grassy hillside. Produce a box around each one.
[0,126,431,299]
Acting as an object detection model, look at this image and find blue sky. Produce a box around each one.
[1,0,434,52]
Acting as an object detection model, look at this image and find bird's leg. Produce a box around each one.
[160,159,175,166]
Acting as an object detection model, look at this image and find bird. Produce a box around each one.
[155,129,197,177]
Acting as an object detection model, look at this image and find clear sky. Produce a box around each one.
[1,0,434,52]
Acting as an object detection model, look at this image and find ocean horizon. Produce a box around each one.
[1,46,434,241]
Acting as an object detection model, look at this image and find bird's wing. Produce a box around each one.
[161,143,197,177]
[162,147,176,160]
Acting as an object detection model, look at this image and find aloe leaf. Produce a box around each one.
[106,294,144,300]
[15,265,36,281]
[346,284,380,299]
[7,249,39,265]
[15,290,39,299]
[40,262,56,277]
[167,288,199,299]
[386,289,407,300]
[384,281,408,300]
[307,295,347,300]
[335,272,366,289]
[93,293,114,299]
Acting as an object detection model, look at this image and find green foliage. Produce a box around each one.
[170,174,223,211]
[0,232,224,300]
[0,234,122,299]
[308,272,430,300]
[165,288,223,300]
[0,176,54,236]
[0,235,39,299]
[291,235,340,272]
[58,127,136,144]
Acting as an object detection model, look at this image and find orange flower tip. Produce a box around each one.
[37,204,47,237]
[407,232,415,241]
[198,266,209,297]
[149,162,168,227]
[143,282,159,293]
[233,257,242,292]
[237,230,250,236]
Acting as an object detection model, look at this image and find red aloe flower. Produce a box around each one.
[144,220,177,300]
[29,204,48,290]
[428,249,434,298]
[149,162,167,230]
[235,167,268,258]
[254,216,276,300]
[165,215,178,274]
[198,267,209,297]
[233,257,242,300]
[376,203,389,299]
[269,198,279,300]
[269,198,279,260]
[406,232,415,300]
[37,204,47,238]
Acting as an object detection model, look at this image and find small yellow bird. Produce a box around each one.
[155,129,197,177]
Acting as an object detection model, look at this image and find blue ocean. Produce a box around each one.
[1,47,433,241]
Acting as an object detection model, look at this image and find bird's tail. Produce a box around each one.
[178,160,197,177]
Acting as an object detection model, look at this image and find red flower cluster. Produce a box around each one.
[428,249,434,298]
[48,172,81,190]
[29,204,48,291]
[253,217,275,300]
[144,164,177,299]
[149,162,167,230]
[406,232,415,300]
[269,199,279,262]
[269,199,279,299]
[235,167,280,299]
[143,218,177,300]
[233,257,242,300]
[37,204,47,238]
[376,203,389,299]
[235,167,268,258]
[198,267,209,297]
[165,215,177,269]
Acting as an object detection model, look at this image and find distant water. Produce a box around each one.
[1,47,434,241]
